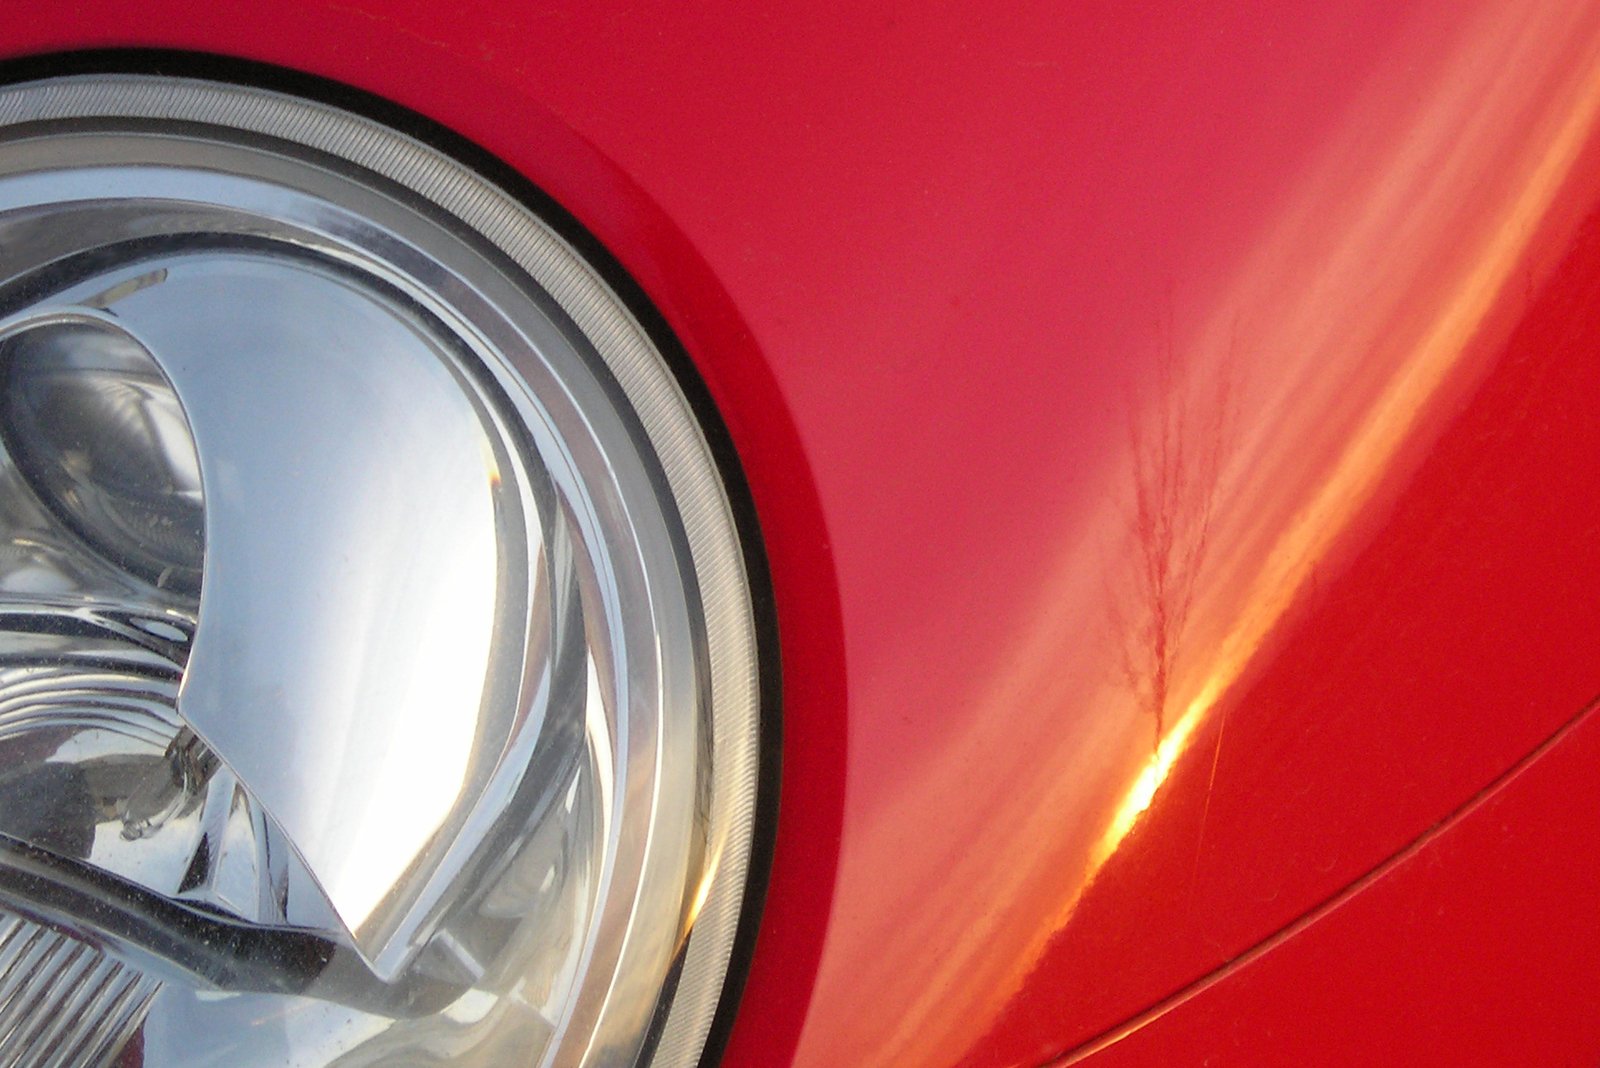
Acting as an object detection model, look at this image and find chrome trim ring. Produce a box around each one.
[0,74,762,1068]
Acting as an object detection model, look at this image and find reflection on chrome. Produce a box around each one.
[1,314,203,598]
[0,73,761,1068]
[0,605,319,928]
[0,912,160,1067]
[0,246,606,1050]
[0,250,603,1012]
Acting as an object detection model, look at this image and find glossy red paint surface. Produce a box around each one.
[1060,693,1600,1067]
[5,3,1600,1065]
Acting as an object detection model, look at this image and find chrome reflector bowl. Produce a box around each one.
[0,75,762,1068]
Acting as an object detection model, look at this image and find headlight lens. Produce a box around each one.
[0,75,762,1067]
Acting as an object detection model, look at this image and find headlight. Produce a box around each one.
[0,74,763,1068]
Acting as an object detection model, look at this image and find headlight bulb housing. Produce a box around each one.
[0,74,764,1068]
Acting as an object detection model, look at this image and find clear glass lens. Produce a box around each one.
[1,319,204,595]
[0,76,762,1068]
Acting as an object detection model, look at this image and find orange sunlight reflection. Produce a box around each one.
[804,5,1600,1067]
[1093,0,1600,869]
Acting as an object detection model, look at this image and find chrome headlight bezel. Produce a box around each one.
[0,71,771,1068]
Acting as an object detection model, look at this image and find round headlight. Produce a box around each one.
[0,75,763,1068]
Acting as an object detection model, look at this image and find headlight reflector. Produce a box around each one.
[0,74,763,1068]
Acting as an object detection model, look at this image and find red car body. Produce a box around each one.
[7,3,1600,1064]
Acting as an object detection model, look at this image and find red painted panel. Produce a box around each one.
[984,134,1600,1065]
[0,4,1598,1066]
[1059,694,1600,1067]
